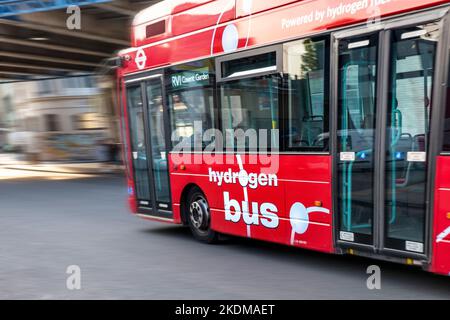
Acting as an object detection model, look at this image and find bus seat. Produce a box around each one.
[413,134,426,152]
[301,116,323,147]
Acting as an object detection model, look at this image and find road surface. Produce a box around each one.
[0,170,449,299]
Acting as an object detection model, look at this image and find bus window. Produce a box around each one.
[147,80,171,204]
[166,59,216,150]
[385,24,438,246]
[220,75,279,151]
[221,52,277,78]
[337,34,378,241]
[219,50,280,151]
[127,85,151,202]
[283,38,329,151]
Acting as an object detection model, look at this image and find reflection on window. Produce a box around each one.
[168,88,215,145]
[338,34,378,154]
[283,38,329,151]
[167,59,215,150]
[344,64,377,135]
[394,56,433,137]
[222,52,277,78]
[221,75,279,151]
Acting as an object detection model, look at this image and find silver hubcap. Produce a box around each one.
[189,196,209,232]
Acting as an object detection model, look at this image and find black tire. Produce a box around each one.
[185,187,218,244]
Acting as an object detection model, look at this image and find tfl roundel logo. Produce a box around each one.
[135,48,147,70]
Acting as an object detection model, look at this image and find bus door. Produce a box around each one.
[125,75,172,218]
[335,15,443,258]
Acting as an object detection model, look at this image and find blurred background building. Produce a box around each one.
[0,0,163,164]
[0,84,14,148]
[2,76,112,161]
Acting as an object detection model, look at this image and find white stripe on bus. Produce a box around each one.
[171,172,329,184]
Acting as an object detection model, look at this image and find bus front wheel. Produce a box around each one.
[186,187,218,244]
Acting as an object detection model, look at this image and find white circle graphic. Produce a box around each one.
[289,202,309,235]
[222,24,239,53]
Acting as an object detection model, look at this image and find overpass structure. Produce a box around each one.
[0,0,162,83]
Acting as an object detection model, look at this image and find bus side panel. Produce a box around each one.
[281,155,333,253]
[172,204,182,224]
[128,177,138,214]
[169,154,334,253]
[431,156,450,276]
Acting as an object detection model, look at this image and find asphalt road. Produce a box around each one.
[0,172,449,299]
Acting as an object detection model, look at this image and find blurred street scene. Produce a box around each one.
[0,76,122,166]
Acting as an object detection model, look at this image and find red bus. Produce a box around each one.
[117,0,450,276]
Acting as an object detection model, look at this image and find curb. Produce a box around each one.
[3,166,124,175]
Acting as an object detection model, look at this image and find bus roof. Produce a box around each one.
[133,0,304,27]
[120,0,449,76]
[131,0,305,48]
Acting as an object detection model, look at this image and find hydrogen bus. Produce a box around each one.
[117,0,450,276]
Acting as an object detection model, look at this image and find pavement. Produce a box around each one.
[0,170,449,299]
[0,153,124,176]
[4,162,124,175]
